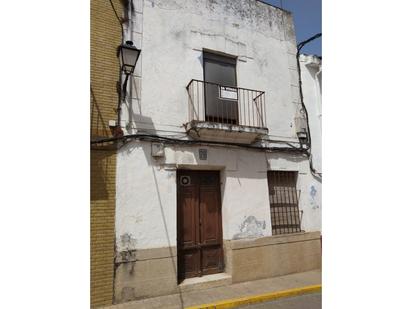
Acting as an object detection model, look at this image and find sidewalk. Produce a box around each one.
[103,270,321,309]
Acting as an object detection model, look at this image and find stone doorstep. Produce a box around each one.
[102,269,321,309]
[178,273,232,293]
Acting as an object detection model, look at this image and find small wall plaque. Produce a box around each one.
[199,149,208,160]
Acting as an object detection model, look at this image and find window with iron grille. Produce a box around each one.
[267,171,301,235]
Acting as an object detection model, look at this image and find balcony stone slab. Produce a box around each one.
[186,120,268,144]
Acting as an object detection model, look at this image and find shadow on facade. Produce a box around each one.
[115,140,184,307]
[91,150,113,201]
[151,166,185,309]
[90,86,111,138]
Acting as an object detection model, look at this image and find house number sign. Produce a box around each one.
[199,149,208,160]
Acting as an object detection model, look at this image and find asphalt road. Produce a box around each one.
[238,293,321,309]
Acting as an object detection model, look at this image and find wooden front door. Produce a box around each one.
[177,170,224,282]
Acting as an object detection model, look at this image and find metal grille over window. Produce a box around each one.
[267,171,302,235]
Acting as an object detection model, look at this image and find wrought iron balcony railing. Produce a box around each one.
[186,79,267,129]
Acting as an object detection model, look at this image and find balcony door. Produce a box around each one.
[203,52,238,125]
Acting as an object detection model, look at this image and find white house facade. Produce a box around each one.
[113,0,321,303]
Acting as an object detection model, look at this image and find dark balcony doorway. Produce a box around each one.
[177,170,224,282]
[203,52,238,125]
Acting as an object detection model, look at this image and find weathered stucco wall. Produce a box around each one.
[121,0,301,142]
[116,141,321,251]
[116,0,322,251]
[299,54,322,232]
[114,139,321,303]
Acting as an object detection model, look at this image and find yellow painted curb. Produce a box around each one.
[185,284,321,309]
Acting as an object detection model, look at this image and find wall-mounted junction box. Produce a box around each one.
[151,143,165,157]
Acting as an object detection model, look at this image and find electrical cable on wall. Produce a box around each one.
[91,132,310,155]
[109,0,125,41]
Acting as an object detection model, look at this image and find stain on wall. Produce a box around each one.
[309,185,319,210]
[116,232,139,256]
[233,215,266,239]
[150,0,290,39]
[121,286,136,302]
[120,233,138,248]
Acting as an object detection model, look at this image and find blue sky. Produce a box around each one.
[261,0,322,56]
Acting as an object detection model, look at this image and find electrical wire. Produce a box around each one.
[91,132,308,155]
[109,0,124,41]
[297,33,322,52]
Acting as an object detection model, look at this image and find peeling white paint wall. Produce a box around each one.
[121,0,301,140]
[116,142,321,250]
[117,142,276,250]
[116,142,177,250]
[115,0,322,252]
[300,54,322,173]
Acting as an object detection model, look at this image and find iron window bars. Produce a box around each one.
[267,171,302,235]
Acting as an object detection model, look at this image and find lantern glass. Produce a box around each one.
[120,42,141,74]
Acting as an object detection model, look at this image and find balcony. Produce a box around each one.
[185,79,268,144]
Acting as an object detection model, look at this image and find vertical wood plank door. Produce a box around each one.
[177,170,223,282]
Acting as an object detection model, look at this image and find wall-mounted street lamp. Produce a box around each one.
[119,41,141,74]
[113,41,141,138]
[118,41,141,99]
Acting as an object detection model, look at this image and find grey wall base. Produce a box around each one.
[114,232,321,304]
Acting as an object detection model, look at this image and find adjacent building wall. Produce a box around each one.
[91,149,117,307]
[91,0,124,306]
[299,54,322,232]
[300,54,322,173]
